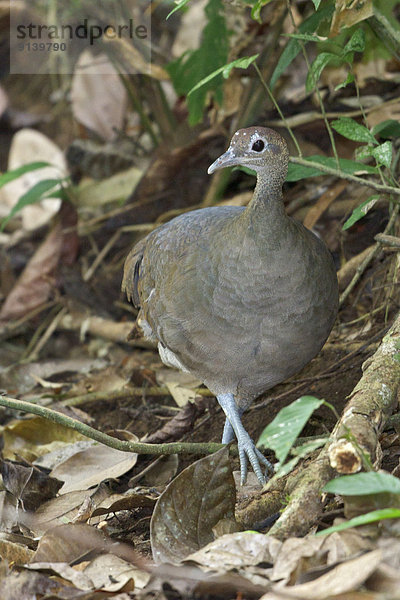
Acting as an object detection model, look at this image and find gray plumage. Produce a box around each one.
[122,127,338,484]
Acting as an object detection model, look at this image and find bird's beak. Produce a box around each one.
[208,148,239,174]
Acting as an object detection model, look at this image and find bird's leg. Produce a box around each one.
[217,393,272,486]
[222,411,243,444]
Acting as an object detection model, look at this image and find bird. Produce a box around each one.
[122,127,339,486]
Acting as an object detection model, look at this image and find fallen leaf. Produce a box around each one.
[71,51,127,141]
[51,432,138,494]
[150,447,236,564]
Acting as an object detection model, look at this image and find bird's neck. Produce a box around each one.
[243,172,288,235]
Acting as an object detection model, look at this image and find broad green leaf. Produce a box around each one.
[166,0,229,125]
[324,471,400,496]
[270,4,334,88]
[343,28,366,54]
[167,0,190,19]
[306,52,338,93]
[257,395,324,465]
[312,0,322,9]
[188,54,259,96]
[0,162,50,189]
[372,119,400,139]
[287,155,378,182]
[371,141,392,168]
[334,72,354,90]
[0,179,62,231]
[331,117,377,144]
[316,508,400,536]
[342,195,379,230]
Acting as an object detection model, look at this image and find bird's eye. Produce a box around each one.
[252,139,265,152]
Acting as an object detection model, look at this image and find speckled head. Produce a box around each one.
[208,127,289,180]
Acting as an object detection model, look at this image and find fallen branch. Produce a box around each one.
[0,395,223,457]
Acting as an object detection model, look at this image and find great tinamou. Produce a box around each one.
[122,127,338,485]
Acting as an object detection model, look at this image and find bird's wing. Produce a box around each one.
[121,236,147,307]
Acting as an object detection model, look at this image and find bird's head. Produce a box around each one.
[208,127,289,182]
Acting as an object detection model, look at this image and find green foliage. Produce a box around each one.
[306,29,365,92]
[270,4,335,89]
[331,117,377,145]
[257,395,325,468]
[166,0,229,125]
[342,195,379,230]
[0,162,50,187]
[0,179,67,232]
[316,472,400,536]
[316,507,400,536]
[324,471,400,495]
[287,155,378,182]
[167,0,191,20]
[188,54,259,96]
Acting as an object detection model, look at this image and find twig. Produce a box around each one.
[0,395,223,456]
[62,386,213,407]
[339,204,400,306]
[289,156,400,197]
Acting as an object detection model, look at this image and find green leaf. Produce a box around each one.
[257,395,324,465]
[287,156,378,182]
[166,0,230,125]
[324,471,400,496]
[187,54,259,96]
[343,28,366,54]
[274,437,327,478]
[250,0,274,23]
[372,119,400,139]
[371,141,393,168]
[270,4,334,89]
[166,0,191,19]
[342,195,379,230]
[355,144,375,161]
[311,0,322,9]
[306,52,338,93]
[0,178,62,231]
[334,72,354,90]
[331,117,377,144]
[286,33,327,42]
[316,508,400,537]
[0,162,51,189]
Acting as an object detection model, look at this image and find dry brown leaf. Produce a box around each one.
[30,522,143,566]
[31,486,109,536]
[2,416,87,462]
[270,549,382,599]
[91,491,156,519]
[186,531,282,572]
[83,554,150,591]
[156,369,201,407]
[0,536,35,566]
[71,50,127,141]
[330,0,373,36]
[51,432,138,494]
[0,221,63,322]
[150,447,236,564]
[0,459,62,511]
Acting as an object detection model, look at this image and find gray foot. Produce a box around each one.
[217,393,273,485]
